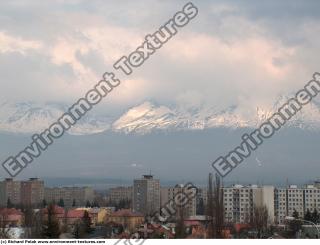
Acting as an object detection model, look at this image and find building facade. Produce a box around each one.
[21,178,44,206]
[161,185,197,218]
[44,186,94,207]
[0,179,21,206]
[133,175,160,215]
[109,186,133,203]
[275,184,320,224]
[0,178,44,207]
[223,185,275,224]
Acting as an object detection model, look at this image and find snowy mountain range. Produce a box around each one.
[1,99,320,135]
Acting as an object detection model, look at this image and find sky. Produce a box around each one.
[1,0,320,182]
[1,0,320,115]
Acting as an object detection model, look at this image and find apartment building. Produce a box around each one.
[275,184,320,224]
[21,178,44,206]
[0,178,21,206]
[161,184,197,218]
[133,175,160,215]
[44,186,94,207]
[109,186,133,203]
[223,185,275,224]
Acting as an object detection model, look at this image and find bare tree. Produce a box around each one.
[175,198,187,238]
[251,205,269,238]
[206,173,214,238]
[0,216,10,238]
[213,173,224,238]
[206,173,225,238]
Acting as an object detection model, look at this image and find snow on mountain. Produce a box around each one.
[112,99,320,134]
[0,102,111,135]
[0,98,320,135]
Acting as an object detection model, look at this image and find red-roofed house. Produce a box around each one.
[106,209,144,232]
[0,208,24,226]
[66,210,92,226]
[42,206,94,228]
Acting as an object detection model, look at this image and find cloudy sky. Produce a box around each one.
[1,0,320,115]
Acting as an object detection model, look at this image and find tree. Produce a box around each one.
[85,201,91,208]
[42,199,47,208]
[6,198,13,208]
[213,173,224,238]
[72,220,85,238]
[288,209,302,237]
[311,209,319,224]
[175,193,187,238]
[0,213,11,238]
[304,209,312,222]
[251,205,269,238]
[42,204,61,238]
[197,198,205,215]
[82,211,92,234]
[58,199,64,208]
[72,199,76,207]
[206,173,214,238]
[24,207,43,238]
[92,200,100,208]
[206,173,225,238]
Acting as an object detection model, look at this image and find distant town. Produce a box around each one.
[1,174,320,239]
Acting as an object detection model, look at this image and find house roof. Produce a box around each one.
[42,205,65,215]
[0,208,23,216]
[67,210,90,218]
[110,209,144,217]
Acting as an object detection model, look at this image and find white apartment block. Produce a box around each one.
[275,184,320,224]
[44,186,94,207]
[223,185,275,224]
[161,185,197,218]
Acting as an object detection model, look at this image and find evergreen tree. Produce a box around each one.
[311,209,319,224]
[42,199,47,208]
[42,204,61,238]
[6,198,13,208]
[92,200,100,208]
[58,199,65,207]
[289,209,302,237]
[293,209,299,219]
[197,198,205,215]
[304,209,312,221]
[85,201,91,208]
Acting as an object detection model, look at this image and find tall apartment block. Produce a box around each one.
[0,178,44,206]
[275,184,320,224]
[223,185,275,224]
[161,184,197,218]
[133,175,160,215]
[0,178,21,206]
[109,186,133,203]
[44,186,94,207]
[21,178,44,206]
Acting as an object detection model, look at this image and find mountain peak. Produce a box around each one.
[1,99,320,135]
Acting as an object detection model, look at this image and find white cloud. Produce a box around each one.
[0,32,42,54]
[0,0,319,116]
